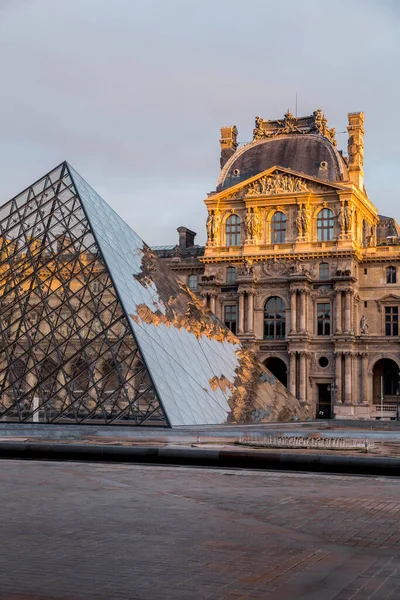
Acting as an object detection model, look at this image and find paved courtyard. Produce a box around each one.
[1,462,400,599]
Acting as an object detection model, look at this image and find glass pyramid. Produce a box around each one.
[0,162,306,426]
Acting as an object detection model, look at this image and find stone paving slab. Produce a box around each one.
[2,462,400,598]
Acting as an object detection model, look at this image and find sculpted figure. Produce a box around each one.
[206,210,220,242]
[301,203,312,237]
[296,204,304,237]
[339,201,353,234]
[360,314,369,335]
[245,208,255,239]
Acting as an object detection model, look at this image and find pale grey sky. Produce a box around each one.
[0,0,399,245]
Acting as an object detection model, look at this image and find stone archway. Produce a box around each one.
[372,358,400,404]
[264,357,288,387]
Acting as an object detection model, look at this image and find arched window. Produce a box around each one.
[264,297,286,339]
[226,266,237,284]
[319,262,329,280]
[271,211,287,244]
[317,209,334,241]
[226,215,241,246]
[387,266,397,284]
[188,274,198,291]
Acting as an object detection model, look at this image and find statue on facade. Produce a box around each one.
[241,258,253,276]
[253,116,264,140]
[245,207,255,239]
[297,202,311,237]
[360,314,369,335]
[338,201,354,234]
[206,210,220,242]
[245,207,262,241]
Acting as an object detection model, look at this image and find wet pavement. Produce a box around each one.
[2,460,400,598]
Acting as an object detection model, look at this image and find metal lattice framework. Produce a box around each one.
[0,163,165,425]
[0,161,306,427]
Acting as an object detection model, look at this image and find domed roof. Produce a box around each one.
[217,134,349,191]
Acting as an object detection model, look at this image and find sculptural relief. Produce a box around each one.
[246,172,315,196]
[338,201,354,234]
[360,314,369,335]
[245,207,262,241]
[297,202,312,238]
[206,209,221,242]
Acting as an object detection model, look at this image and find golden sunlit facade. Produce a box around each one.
[164,110,400,420]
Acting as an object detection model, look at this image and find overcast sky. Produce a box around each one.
[0,0,399,246]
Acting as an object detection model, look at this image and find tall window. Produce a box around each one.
[264,297,286,339]
[271,211,287,244]
[226,215,241,246]
[317,209,334,241]
[319,262,329,280]
[188,274,198,291]
[387,266,397,284]
[224,305,237,334]
[317,303,331,335]
[385,306,398,336]
[226,266,237,284]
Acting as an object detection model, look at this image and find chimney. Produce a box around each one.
[219,125,238,169]
[177,226,196,249]
[347,112,364,190]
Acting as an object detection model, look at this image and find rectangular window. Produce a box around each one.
[364,301,367,308]
[364,268,367,275]
[385,306,398,336]
[387,267,397,284]
[317,303,331,336]
[224,305,237,335]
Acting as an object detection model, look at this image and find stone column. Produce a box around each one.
[335,352,342,403]
[299,352,307,402]
[238,292,245,334]
[344,352,352,403]
[289,352,297,397]
[335,291,342,333]
[344,290,352,333]
[247,292,254,333]
[219,297,224,321]
[361,353,369,403]
[290,291,297,333]
[210,294,216,314]
[354,298,359,336]
[352,353,359,405]
[299,292,306,332]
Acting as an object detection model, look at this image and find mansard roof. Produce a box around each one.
[217,134,349,192]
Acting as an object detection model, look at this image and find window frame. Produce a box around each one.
[317,302,331,336]
[386,266,397,284]
[385,306,399,336]
[271,211,287,244]
[263,296,286,340]
[317,208,334,242]
[226,215,241,246]
[187,274,198,291]
[319,262,329,280]
[224,304,237,334]
[226,266,237,285]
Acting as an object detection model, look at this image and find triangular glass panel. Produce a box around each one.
[0,162,307,426]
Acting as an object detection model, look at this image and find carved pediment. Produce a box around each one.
[245,171,328,197]
[208,166,343,203]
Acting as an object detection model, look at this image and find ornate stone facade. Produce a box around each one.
[157,110,400,420]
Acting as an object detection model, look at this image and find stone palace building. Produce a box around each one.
[156,109,400,420]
